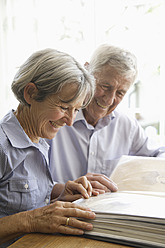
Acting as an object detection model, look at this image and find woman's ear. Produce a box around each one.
[24,82,38,105]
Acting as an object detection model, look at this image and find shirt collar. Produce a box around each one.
[73,109,116,130]
[1,110,49,153]
[74,109,85,122]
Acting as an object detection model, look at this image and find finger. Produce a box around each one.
[59,201,92,212]
[90,180,110,192]
[68,218,93,231]
[87,181,92,197]
[63,194,83,202]
[60,207,96,220]
[63,217,93,231]
[49,216,86,236]
[88,175,118,192]
[78,176,92,197]
[75,176,89,190]
[58,219,93,236]
[59,225,84,235]
[92,190,100,196]
[78,177,92,197]
[68,181,90,199]
[87,173,117,185]
[92,189,105,195]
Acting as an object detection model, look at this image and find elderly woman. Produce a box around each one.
[0,48,96,246]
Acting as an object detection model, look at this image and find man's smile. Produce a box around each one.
[96,100,109,109]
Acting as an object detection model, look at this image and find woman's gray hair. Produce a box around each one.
[88,44,138,83]
[11,48,95,107]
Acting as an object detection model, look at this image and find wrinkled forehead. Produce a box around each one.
[94,64,134,86]
[56,83,79,102]
[94,65,117,78]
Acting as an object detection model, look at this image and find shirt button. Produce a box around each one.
[24,183,29,190]
[45,198,49,205]
[91,151,95,156]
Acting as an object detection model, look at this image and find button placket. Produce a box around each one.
[45,198,49,205]
[88,132,97,172]
[24,183,29,190]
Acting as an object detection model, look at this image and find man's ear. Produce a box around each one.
[84,62,89,70]
[24,82,38,105]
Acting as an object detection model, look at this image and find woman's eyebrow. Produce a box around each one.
[57,96,83,107]
[58,98,70,103]
[57,96,68,103]
[57,97,75,105]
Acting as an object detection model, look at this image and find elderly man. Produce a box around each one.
[48,44,165,194]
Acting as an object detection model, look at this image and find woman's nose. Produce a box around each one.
[66,117,74,126]
[65,110,75,126]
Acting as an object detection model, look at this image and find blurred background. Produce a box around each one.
[0,0,164,144]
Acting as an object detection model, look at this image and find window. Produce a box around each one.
[0,0,164,143]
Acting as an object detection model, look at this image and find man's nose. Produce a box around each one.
[104,91,116,106]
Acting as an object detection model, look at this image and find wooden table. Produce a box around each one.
[8,233,133,247]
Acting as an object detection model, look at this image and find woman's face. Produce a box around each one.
[29,83,85,141]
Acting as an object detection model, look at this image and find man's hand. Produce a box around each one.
[86,173,118,195]
[56,176,92,202]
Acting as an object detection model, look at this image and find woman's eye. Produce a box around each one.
[60,106,68,111]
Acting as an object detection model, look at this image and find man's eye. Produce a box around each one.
[101,85,110,90]
[117,91,124,97]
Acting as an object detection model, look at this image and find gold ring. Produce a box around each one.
[66,217,70,226]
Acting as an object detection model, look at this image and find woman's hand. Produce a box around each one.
[86,173,118,195]
[28,201,95,235]
[0,201,95,244]
[57,176,92,202]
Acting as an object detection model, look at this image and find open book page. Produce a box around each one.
[75,192,165,219]
[110,155,165,192]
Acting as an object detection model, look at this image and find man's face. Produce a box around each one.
[83,64,132,126]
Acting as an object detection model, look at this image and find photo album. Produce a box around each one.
[75,156,165,248]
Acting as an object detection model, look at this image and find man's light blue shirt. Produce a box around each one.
[48,109,165,183]
[0,110,54,218]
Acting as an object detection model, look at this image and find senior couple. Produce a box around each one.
[0,44,164,246]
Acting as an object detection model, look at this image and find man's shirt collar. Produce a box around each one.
[73,109,116,130]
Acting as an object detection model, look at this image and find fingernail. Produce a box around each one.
[85,193,89,198]
[106,189,111,192]
[86,224,93,230]
[89,212,95,218]
[86,207,92,211]
[78,230,84,235]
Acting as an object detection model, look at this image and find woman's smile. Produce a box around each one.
[49,121,65,129]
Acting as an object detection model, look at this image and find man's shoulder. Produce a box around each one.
[113,108,139,127]
[114,108,135,119]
